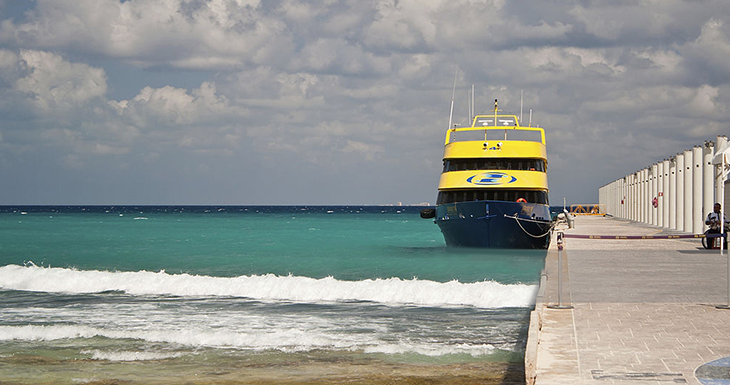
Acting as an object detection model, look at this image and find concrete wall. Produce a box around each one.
[598,138,726,233]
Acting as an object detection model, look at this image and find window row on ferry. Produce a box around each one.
[442,158,546,173]
[437,189,549,205]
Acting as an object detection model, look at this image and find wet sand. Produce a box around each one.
[0,350,525,385]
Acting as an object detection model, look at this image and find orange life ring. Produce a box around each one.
[516,198,527,203]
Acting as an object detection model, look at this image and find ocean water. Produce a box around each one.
[0,206,546,384]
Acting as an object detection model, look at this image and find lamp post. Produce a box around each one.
[713,144,730,310]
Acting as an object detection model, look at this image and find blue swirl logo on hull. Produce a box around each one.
[466,172,517,185]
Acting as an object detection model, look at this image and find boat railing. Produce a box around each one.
[446,126,545,145]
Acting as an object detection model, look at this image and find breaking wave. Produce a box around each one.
[0,264,537,308]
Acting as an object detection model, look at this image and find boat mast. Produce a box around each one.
[467,91,471,126]
[471,84,475,125]
[447,71,457,130]
[496,99,508,140]
[494,99,498,126]
[520,90,524,124]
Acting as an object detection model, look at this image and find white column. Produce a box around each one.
[636,171,640,221]
[606,181,616,215]
[630,172,639,221]
[628,175,633,220]
[652,163,658,226]
[704,141,715,231]
[618,178,626,218]
[646,168,652,224]
[599,185,605,212]
[623,177,629,219]
[658,161,664,227]
[620,177,625,219]
[645,168,652,223]
[635,172,640,221]
[663,159,671,228]
[615,179,620,218]
[669,158,677,229]
[626,176,631,220]
[717,136,728,205]
[693,146,703,234]
[684,149,694,232]
[638,170,643,222]
[639,168,646,223]
[676,153,685,232]
[631,171,641,222]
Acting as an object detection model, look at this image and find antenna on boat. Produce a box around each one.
[448,70,458,130]
[467,91,471,125]
[493,99,498,126]
[471,84,475,124]
[496,99,508,140]
[520,90,524,124]
[529,108,533,127]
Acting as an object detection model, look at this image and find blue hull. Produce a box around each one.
[435,200,552,249]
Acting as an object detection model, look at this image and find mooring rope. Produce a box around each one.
[504,214,555,238]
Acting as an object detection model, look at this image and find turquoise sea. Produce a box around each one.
[0,206,546,384]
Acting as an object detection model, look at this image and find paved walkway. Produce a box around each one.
[527,215,730,385]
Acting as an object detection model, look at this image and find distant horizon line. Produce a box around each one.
[0,203,436,207]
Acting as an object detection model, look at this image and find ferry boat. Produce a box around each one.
[423,100,552,249]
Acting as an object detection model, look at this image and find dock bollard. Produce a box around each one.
[548,231,573,310]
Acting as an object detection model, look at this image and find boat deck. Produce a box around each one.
[527,215,730,384]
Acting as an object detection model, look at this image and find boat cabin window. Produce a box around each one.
[442,158,546,173]
[449,128,542,143]
[474,117,516,127]
[437,190,549,205]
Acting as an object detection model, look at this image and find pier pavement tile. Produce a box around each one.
[570,305,730,383]
[660,358,688,370]
[533,216,730,385]
[704,346,718,357]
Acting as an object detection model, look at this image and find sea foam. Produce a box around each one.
[0,264,537,308]
[82,350,183,361]
[0,324,505,356]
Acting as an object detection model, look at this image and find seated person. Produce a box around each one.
[706,203,730,247]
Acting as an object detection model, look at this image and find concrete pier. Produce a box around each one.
[526,215,730,385]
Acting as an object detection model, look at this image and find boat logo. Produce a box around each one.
[466,172,517,185]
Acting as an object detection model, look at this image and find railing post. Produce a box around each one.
[548,231,573,310]
[718,154,730,310]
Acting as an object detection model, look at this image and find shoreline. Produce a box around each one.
[0,349,527,384]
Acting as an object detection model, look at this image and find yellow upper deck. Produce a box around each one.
[443,114,546,160]
[439,113,548,191]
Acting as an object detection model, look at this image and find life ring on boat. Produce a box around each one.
[516,198,527,203]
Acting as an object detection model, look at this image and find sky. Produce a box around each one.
[0,0,729,205]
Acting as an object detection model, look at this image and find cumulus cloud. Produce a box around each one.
[342,139,384,161]
[17,51,106,110]
[567,1,703,43]
[1,0,730,204]
[0,48,247,170]
[0,49,107,113]
[110,82,229,126]
[680,18,730,84]
[0,0,287,69]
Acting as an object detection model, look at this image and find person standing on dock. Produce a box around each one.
[705,203,729,248]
